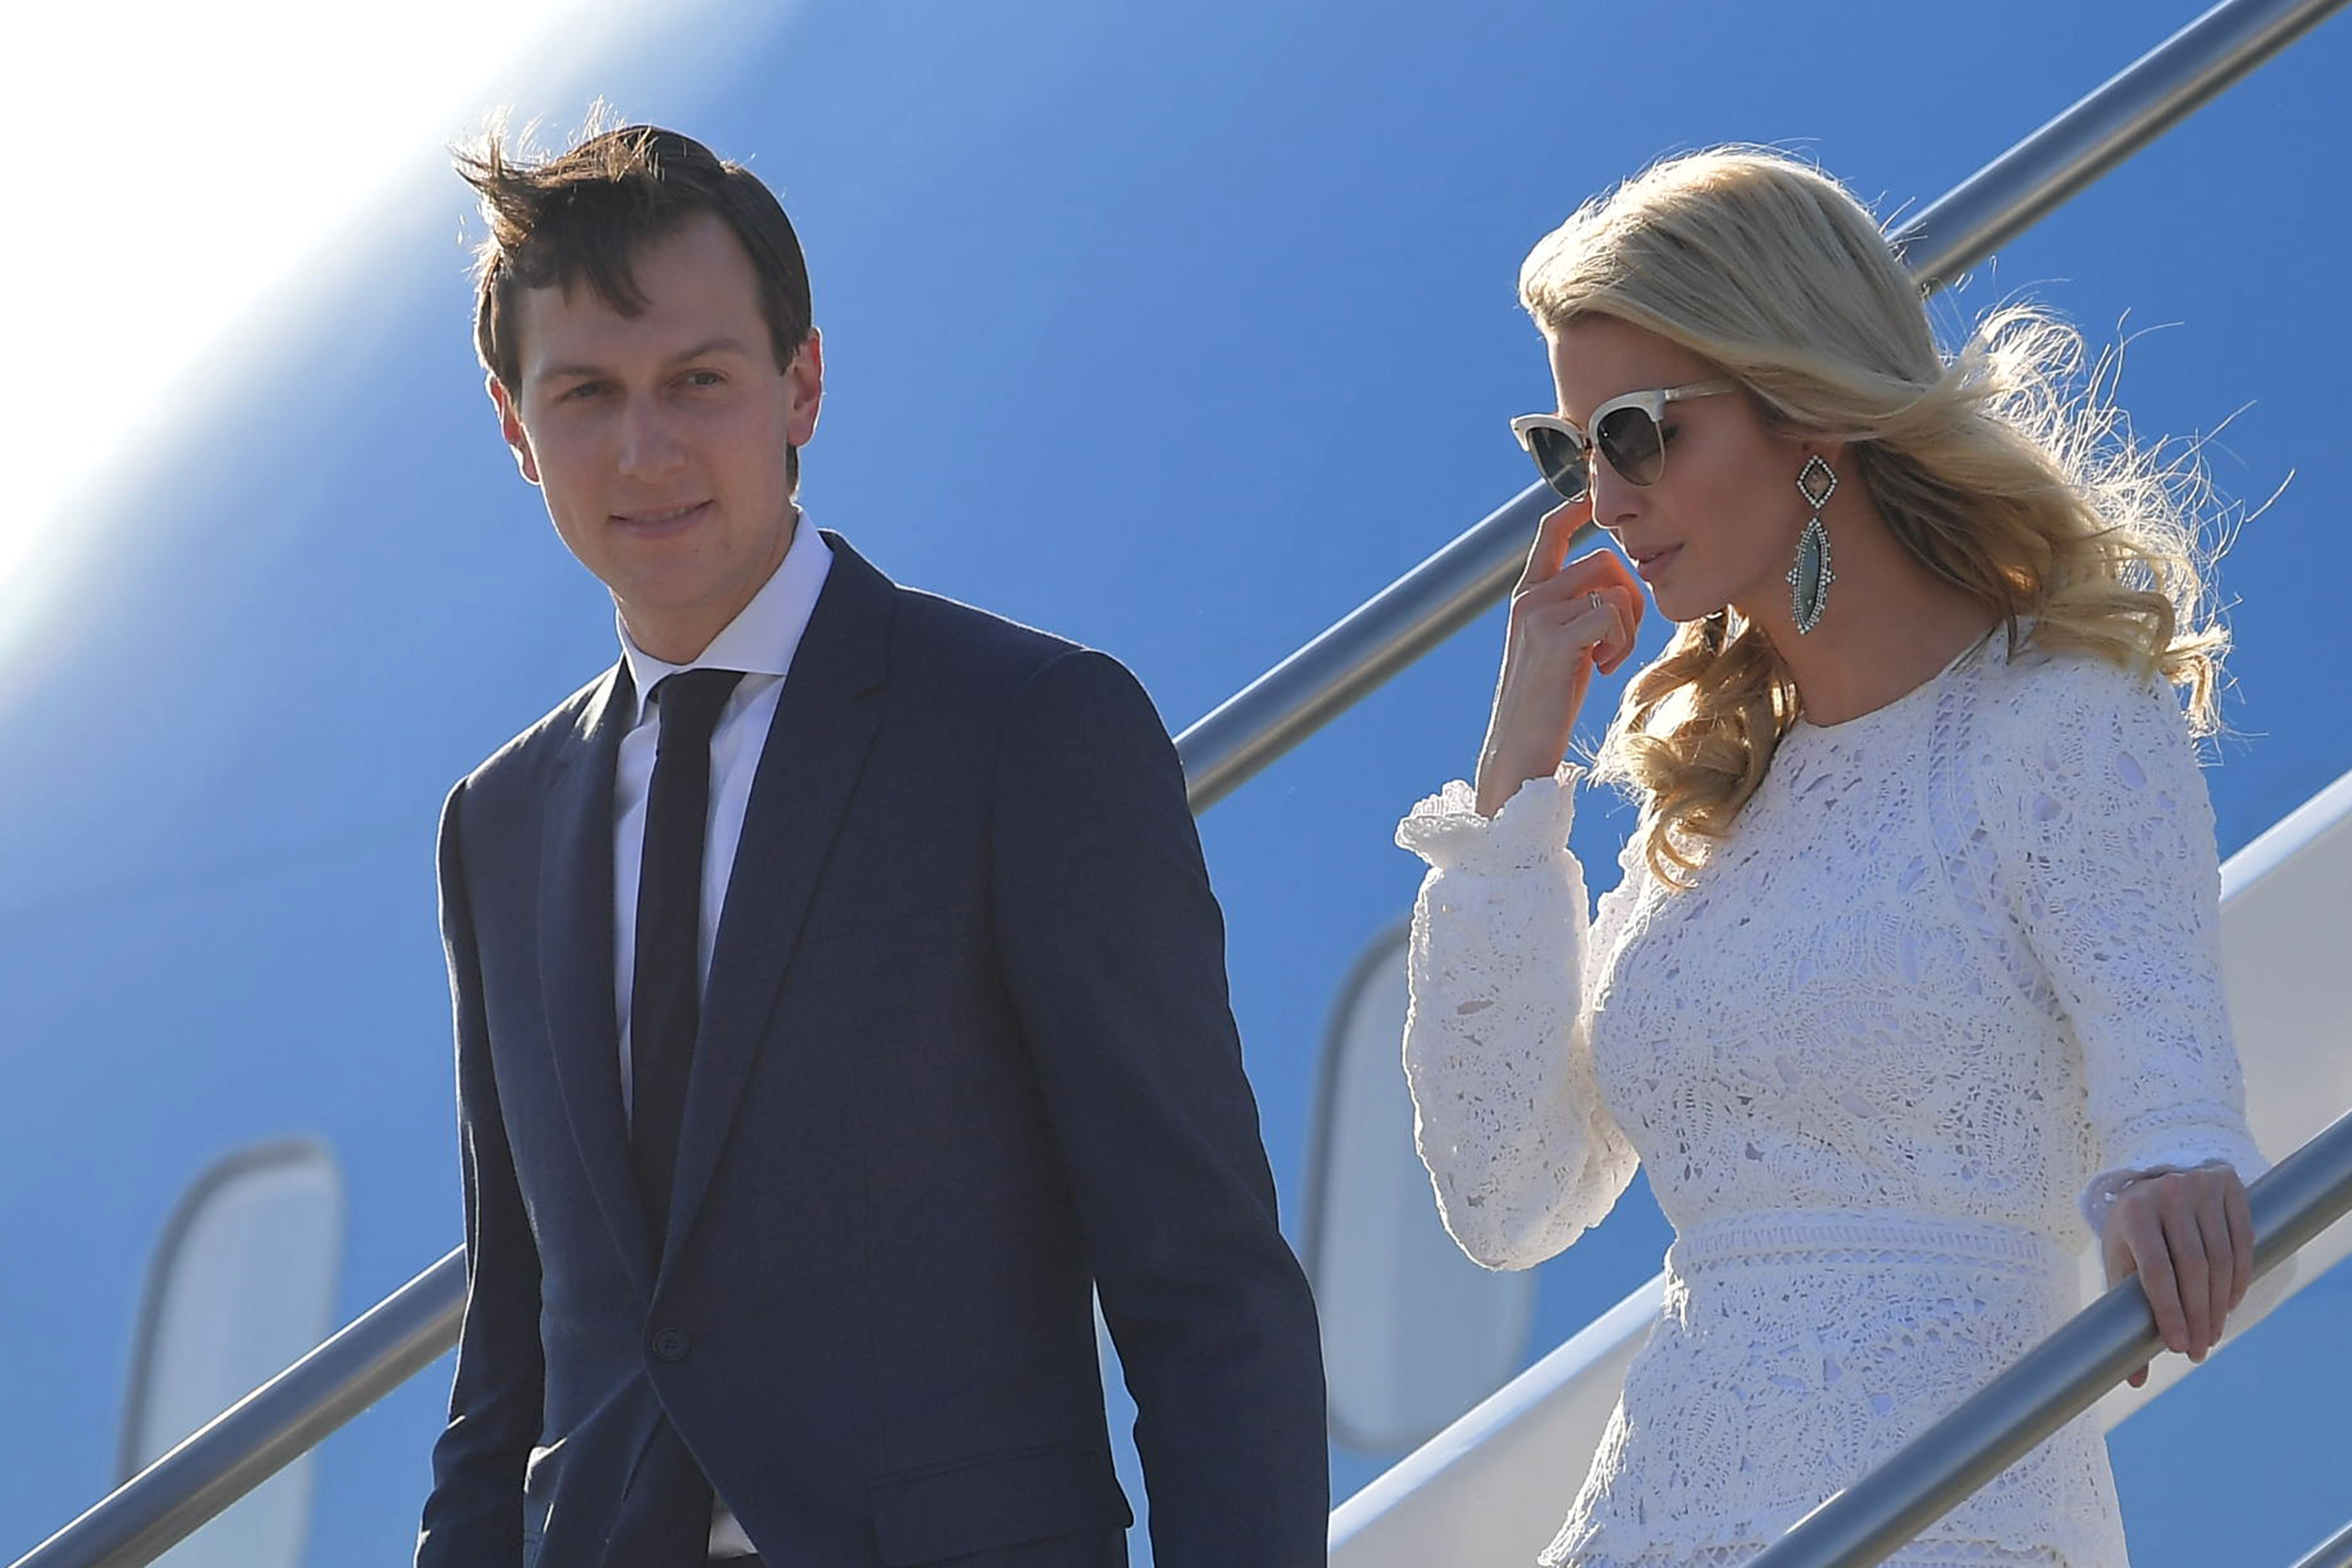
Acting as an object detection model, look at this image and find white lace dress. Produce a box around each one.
[1396,635,2270,1567]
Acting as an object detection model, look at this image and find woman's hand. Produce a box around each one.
[2101,1163,2255,1388]
[1473,500,1644,818]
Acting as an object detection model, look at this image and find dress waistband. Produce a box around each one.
[1666,1209,2072,1278]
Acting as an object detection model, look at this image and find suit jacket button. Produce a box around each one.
[651,1326,691,1363]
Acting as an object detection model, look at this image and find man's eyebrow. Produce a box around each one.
[536,338,763,382]
[667,336,760,364]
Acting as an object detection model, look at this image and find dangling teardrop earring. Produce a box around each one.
[1788,454,1838,635]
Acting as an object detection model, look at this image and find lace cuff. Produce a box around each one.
[1396,765,1583,877]
[2079,1117,2269,1236]
[2079,1156,2247,1237]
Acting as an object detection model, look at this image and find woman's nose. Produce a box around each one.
[1587,457,1644,531]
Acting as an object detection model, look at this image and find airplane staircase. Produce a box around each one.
[13,1,2352,1563]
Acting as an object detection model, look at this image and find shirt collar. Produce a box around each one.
[617,511,835,724]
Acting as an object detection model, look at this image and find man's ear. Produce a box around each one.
[487,372,542,485]
[783,328,825,449]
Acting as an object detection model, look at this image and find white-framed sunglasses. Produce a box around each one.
[1510,379,1735,502]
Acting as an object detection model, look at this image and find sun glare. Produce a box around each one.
[0,1,679,668]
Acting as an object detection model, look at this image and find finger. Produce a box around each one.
[2225,1178,2254,1312]
[2127,1217,2188,1356]
[1521,497,1593,589]
[1530,554,1644,648]
[2101,1227,2136,1292]
[1593,585,1643,673]
[1529,546,1638,603]
[2161,1199,2211,1358]
[1548,562,1639,621]
[2128,1364,2148,1389]
[1576,599,1628,674]
[2198,1182,2235,1347]
[1552,595,1624,665]
[1595,600,1631,672]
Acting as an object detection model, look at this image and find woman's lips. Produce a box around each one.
[1633,543,1681,581]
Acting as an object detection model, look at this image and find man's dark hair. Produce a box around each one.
[457,122,814,477]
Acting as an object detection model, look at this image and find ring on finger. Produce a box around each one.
[1588,591,1603,611]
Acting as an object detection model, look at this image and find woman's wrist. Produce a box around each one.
[1475,750,1557,818]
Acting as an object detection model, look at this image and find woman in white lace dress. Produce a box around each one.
[1397,149,2274,1566]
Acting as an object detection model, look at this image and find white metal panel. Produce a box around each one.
[123,1139,343,1568]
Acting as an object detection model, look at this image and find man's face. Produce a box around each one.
[491,210,822,663]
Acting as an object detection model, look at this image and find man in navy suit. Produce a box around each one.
[414,124,1326,1567]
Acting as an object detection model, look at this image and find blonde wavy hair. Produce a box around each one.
[1517,147,2229,888]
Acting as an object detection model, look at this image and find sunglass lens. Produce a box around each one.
[1525,426,1590,501]
[1594,406,1665,486]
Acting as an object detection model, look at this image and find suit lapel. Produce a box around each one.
[538,661,656,1294]
[660,534,893,1277]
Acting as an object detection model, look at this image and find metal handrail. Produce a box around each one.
[2291,1515,2352,1568]
[14,0,2347,1562]
[1748,1106,2352,1568]
[1887,0,2348,292]
[14,1253,464,1568]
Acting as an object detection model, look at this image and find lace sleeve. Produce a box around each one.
[1987,658,2269,1232]
[1393,767,1641,1269]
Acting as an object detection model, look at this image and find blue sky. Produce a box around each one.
[4,2,2348,1561]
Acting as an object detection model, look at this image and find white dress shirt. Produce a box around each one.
[609,512,832,1560]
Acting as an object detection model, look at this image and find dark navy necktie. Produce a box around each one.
[630,666,745,1249]
[617,668,744,1567]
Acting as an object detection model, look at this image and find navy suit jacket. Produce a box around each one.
[415,534,1327,1566]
